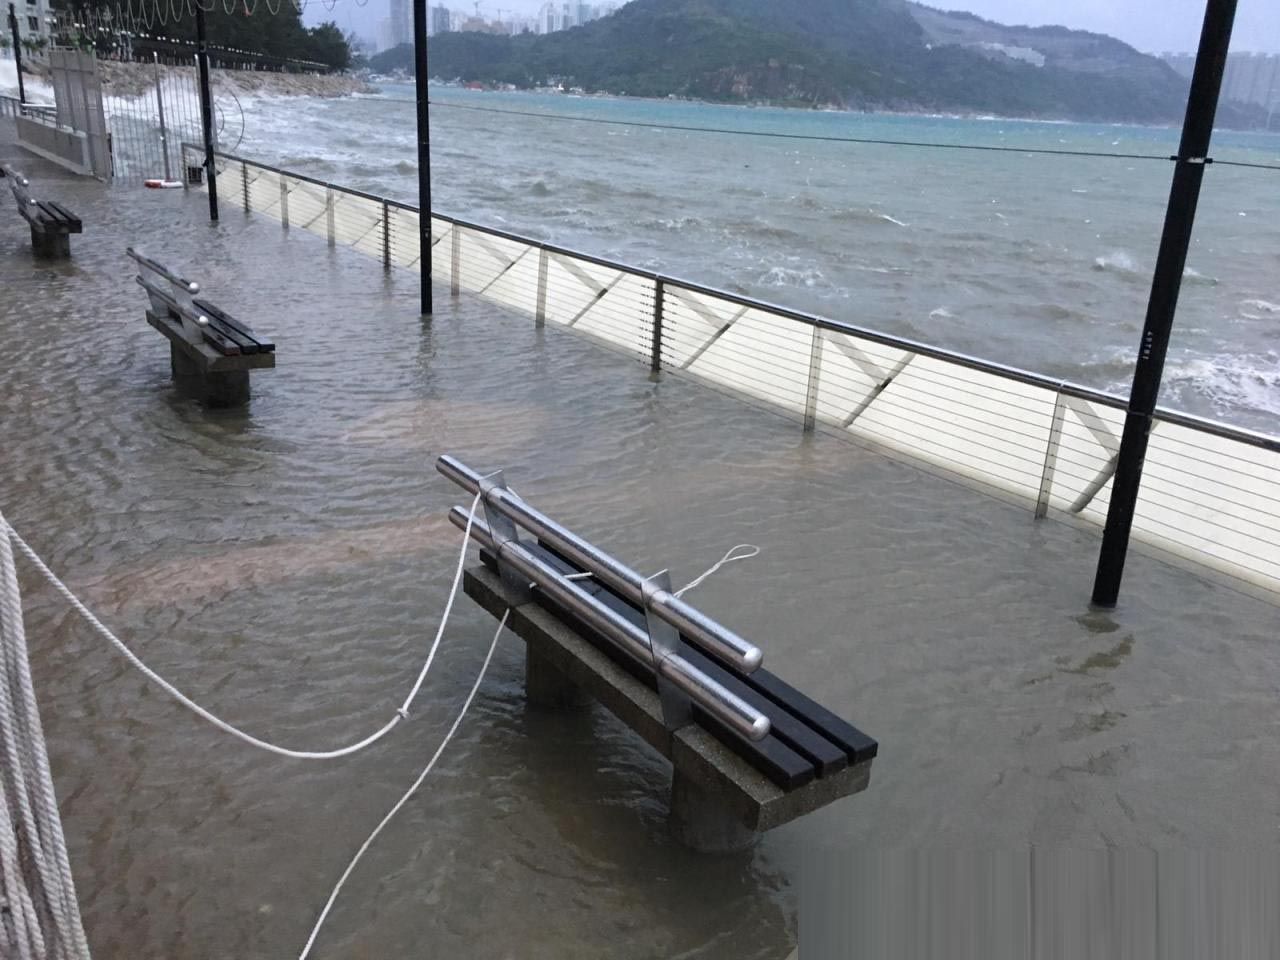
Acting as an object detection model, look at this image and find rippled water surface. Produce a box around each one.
[3,125,1280,960]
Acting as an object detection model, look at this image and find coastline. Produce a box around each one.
[15,59,372,101]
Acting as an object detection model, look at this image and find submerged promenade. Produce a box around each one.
[3,117,1280,956]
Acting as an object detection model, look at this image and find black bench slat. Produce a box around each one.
[194,298,275,354]
[586,581,850,778]
[35,201,77,228]
[45,201,82,230]
[163,308,240,356]
[479,546,817,791]
[206,314,257,355]
[532,538,878,767]
[191,299,261,354]
[729,661,879,766]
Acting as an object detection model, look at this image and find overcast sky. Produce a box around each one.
[307,0,1280,55]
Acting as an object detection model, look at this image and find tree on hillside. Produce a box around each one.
[47,0,352,70]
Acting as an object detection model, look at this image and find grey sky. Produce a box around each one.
[306,0,1280,55]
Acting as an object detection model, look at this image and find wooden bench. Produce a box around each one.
[1,162,82,260]
[129,247,275,407]
[440,457,878,852]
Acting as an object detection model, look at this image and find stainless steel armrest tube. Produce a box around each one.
[437,455,763,673]
[447,506,771,743]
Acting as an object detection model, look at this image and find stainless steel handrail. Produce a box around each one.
[447,506,771,743]
[134,275,209,329]
[191,146,1280,457]
[128,246,200,294]
[437,455,764,673]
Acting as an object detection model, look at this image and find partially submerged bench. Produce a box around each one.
[439,455,877,852]
[1,162,82,260]
[130,247,276,407]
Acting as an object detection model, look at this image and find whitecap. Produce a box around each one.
[928,307,955,320]
[1093,251,1139,273]
[1182,267,1219,286]
[1159,352,1280,420]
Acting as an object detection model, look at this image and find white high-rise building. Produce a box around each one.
[430,4,452,36]
[12,0,53,54]
[387,0,412,48]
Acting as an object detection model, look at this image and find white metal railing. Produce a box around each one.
[182,146,1280,601]
[0,94,57,121]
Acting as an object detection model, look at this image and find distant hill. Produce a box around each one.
[371,0,1217,123]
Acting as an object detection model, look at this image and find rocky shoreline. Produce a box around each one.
[28,59,371,100]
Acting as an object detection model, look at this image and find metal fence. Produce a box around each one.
[183,146,1280,601]
[105,63,215,183]
[0,96,58,121]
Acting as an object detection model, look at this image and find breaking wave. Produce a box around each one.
[1093,250,1140,274]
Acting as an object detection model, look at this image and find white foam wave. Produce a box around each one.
[1093,250,1139,273]
[929,307,955,320]
[1242,299,1280,315]
[0,60,54,104]
[758,265,841,293]
[1159,352,1280,420]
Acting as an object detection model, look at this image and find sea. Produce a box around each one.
[231,82,1280,434]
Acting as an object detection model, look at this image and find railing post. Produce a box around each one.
[450,228,461,296]
[382,200,391,271]
[1036,389,1067,519]
[535,247,548,328]
[803,327,823,433]
[279,177,289,229]
[194,3,218,221]
[8,5,26,107]
[325,187,335,246]
[1092,0,1237,608]
[413,0,431,315]
[650,278,665,375]
[241,163,249,213]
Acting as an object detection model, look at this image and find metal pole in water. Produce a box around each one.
[413,0,432,315]
[153,52,171,182]
[1090,0,1238,608]
[8,4,24,106]
[195,4,219,222]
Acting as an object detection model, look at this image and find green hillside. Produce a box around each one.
[370,0,1201,123]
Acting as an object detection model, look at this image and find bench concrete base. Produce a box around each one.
[464,564,873,854]
[171,344,250,407]
[30,228,72,260]
[526,645,593,709]
[670,768,759,853]
[145,309,274,408]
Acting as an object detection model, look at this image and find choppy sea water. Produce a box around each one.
[232,83,1280,433]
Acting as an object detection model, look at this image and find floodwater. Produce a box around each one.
[2,132,1280,959]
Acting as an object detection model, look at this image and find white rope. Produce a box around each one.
[0,492,483,761]
[297,609,508,960]
[0,517,93,960]
[674,544,760,598]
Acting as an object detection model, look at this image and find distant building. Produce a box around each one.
[430,4,452,36]
[376,17,396,52]
[534,0,618,35]
[1162,50,1280,118]
[12,0,53,54]
[387,0,411,47]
